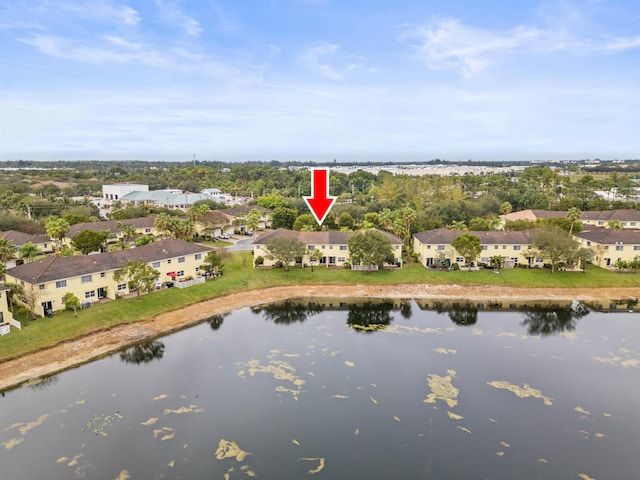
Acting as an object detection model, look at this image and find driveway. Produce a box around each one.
[226,237,255,252]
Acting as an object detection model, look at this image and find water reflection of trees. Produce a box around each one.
[253,300,324,325]
[520,305,589,337]
[119,340,165,364]
[347,301,395,333]
[448,305,478,326]
[205,313,227,331]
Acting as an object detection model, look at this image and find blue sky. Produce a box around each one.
[1,0,640,162]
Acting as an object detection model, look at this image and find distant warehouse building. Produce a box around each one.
[103,183,149,200]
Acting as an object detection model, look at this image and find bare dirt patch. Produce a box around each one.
[1,284,637,392]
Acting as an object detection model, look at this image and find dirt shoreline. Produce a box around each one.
[1,284,638,392]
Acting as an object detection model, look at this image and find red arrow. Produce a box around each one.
[304,168,337,226]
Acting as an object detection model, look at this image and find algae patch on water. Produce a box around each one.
[216,439,251,461]
[487,381,553,406]
[236,352,306,400]
[6,413,49,435]
[114,470,130,480]
[164,405,203,415]
[2,437,24,450]
[433,348,457,355]
[424,370,458,408]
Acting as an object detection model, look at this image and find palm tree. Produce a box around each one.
[0,237,16,263]
[3,282,24,314]
[19,241,40,263]
[567,207,582,235]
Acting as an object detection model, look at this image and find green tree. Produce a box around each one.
[4,282,23,314]
[271,207,297,230]
[113,260,160,300]
[200,250,224,278]
[532,227,579,273]
[499,202,513,215]
[245,208,263,234]
[607,220,623,229]
[18,241,40,263]
[308,248,322,272]
[348,230,393,272]
[134,234,154,247]
[451,233,482,271]
[293,213,321,232]
[264,236,306,271]
[71,229,109,255]
[0,237,16,263]
[489,255,505,270]
[116,221,136,243]
[337,212,355,230]
[62,292,82,318]
[45,216,70,250]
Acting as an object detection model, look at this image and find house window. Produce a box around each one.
[339,245,347,251]
[100,272,106,278]
[426,245,431,249]
[321,245,326,249]
[145,228,151,233]
[39,284,45,290]
[481,245,487,250]
[502,245,507,249]
[536,257,544,263]
[307,245,315,250]
[616,245,624,251]
[494,245,499,249]
[117,283,127,291]
[81,275,92,283]
[634,246,640,251]
[456,257,464,263]
[437,245,445,251]
[338,257,346,263]
[195,253,202,260]
[152,261,161,268]
[631,222,637,227]
[85,291,95,299]
[598,221,604,225]
[329,245,333,249]
[167,259,172,264]
[178,257,185,263]
[177,270,184,277]
[56,280,67,288]
[514,245,521,251]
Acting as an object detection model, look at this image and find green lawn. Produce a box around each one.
[1,252,638,363]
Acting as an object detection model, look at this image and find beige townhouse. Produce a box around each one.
[413,228,539,269]
[253,229,403,269]
[572,227,640,267]
[5,239,211,317]
[65,216,159,245]
[580,209,640,229]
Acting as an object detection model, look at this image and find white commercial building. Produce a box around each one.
[103,183,149,200]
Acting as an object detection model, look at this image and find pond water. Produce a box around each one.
[1,299,639,480]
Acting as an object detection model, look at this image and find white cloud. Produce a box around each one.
[401,15,640,77]
[154,0,202,37]
[300,41,362,80]
[400,17,544,77]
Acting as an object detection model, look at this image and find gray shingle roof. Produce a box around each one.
[414,228,535,245]
[7,239,211,284]
[573,227,640,244]
[0,230,50,247]
[67,216,157,238]
[580,209,640,222]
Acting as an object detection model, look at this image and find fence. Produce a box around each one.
[175,276,206,289]
[11,318,22,330]
[351,264,379,272]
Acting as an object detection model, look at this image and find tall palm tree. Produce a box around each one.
[567,207,582,236]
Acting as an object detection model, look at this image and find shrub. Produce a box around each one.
[343,262,351,269]
[254,256,264,267]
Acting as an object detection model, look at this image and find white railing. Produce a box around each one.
[11,318,22,330]
[175,276,206,289]
[351,264,379,271]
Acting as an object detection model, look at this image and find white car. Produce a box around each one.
[218,234,230,240]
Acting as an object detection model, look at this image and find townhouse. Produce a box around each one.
[413,228,539,269]
[572,228,640,267]
[580,209,640,229]
[66,216,159,243]
[5,239,211,317]
[0,285,15,335]
[253,229,403,268]
[0,230,52,256]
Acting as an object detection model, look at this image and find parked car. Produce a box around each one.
[218,234,230,240]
